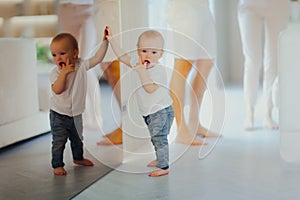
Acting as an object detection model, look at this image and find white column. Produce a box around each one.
[279,19,300,162]
[119,0,153,171]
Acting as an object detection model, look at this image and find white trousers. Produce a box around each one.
[238,0,288,112]
[58,3,102,129]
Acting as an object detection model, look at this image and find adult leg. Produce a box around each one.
[188,59,220,137]
[262,6,288,129]
[77,5,103,130]
[97,60,123,145]
[170,58,207,145]
[238,5,263,130]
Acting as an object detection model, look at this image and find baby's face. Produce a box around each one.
[50,39,78,69]
[137,38,163,68]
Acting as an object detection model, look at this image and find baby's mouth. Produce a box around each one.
[143,60,155,69]
[59,62,66,67]
[144,60,150,65]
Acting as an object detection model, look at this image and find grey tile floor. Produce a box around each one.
[73,86,300,200]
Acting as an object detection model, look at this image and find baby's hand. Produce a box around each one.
[133,63,147,73]
[104,26,112,40]
[133,59,148,74]
[61,58,75,75]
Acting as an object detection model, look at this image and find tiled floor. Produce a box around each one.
[73,86,300,200]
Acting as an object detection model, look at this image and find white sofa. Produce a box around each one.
[0,38,50,148]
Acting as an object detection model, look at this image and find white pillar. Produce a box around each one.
[119,0,153,171]
[279,20,300,162]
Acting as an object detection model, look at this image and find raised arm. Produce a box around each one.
[134,61,158,94]
[88,28,109,68]
[105,26,132,67]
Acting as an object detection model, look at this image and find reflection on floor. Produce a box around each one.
[0,81,120,200]
[74,85,300,200]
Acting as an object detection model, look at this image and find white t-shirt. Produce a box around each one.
[133,63,173,116]
[50,59,89,117]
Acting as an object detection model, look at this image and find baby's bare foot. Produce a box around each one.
[147,160,157,167]
[73,159,94,166]
[53,167,67,176]
[148,168,169,177]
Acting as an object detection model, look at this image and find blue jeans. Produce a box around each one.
[143,106,174,170]
[50,110,84,168]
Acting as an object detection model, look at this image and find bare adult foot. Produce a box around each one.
[263,117,279,129]
[175,124,207,145]
[196,125,221,138]
[176,134,207,146]
[244,109,254,131]
[147,160,158,167]
[97,127,123,145]
[53,167,67,176]
[148,168,169,177]
[73,159,94,166]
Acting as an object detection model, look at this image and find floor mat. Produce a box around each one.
[0,133,114,200]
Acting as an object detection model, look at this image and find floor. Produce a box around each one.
[0,81,119,200]
[73,85,300,200]
[1,83,300,200]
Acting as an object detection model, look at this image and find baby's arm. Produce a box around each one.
[52,58,75,94]
[105,26,132,67]
[134,62,158,94]
[88,28,109,68]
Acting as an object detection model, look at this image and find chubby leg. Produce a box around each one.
[189,59,220,137]
[170,58,207,146]
[97,60,123,145]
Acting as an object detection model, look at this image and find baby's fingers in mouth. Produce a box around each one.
[59,62,66,67]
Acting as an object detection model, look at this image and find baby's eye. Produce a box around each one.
[52,54,56,57]
[142,49,147,53]
[152,51,157,55]
[60,52,66,56]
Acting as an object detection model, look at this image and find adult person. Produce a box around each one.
[238,0,288,130]
[94,0,122,145]
[168,0,220,145]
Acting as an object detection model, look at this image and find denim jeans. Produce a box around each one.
[143,106,174,170]
[50,110,84,168]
